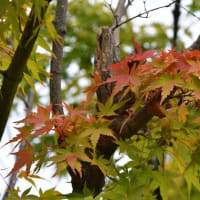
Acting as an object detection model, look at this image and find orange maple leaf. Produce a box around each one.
[8,141,34,176]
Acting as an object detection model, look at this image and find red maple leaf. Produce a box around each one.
[127,36,155,62]
[162,50,200,80]
[104,62,142,96]
[64,103,89,119]
[183,49,200,60]
[8,141,34,176]
[5,125,33,148]
[53,115,74,136]
[20,104,52,128]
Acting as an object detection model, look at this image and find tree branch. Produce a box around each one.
[180,5,200,21]
[112,1,176,31]
[112,0,127,62]
[0,1,50,141]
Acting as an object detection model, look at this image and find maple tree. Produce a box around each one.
[1,0,200,199]
[6,36,200,199]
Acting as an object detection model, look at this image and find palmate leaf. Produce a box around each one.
[18,170,44,187]
[20,104,52,128]
[183,146,200,198]
[178,104,189,123]
[96,98,129,117]
[80,127,114,150]
[144,73,183,104]
[105,63,142,97]
[27,59,47,82]
[130,36,155,61]
[152,169,184,200]
[184,164,200,198]
[7,187,62,200]
[5,125,33,147]
[80,119,115,151]
[91,156,110,176]
[44,11,59,41]
[38,188,62,200]
[8,141,34,176]
[64,103,89,120]
[37,36,52,53]
[6,104,54,146]
[92,37,155,99]
[23,73,36,94]
[65,185,93,200]
[160,73,183,104]
[49,149,91,177]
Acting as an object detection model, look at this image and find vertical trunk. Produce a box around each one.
[50,0,68,114]
[49,0,67,163]
[95,27,114,104]
[69,1,129,196]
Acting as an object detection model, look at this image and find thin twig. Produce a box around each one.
[181,5,200,21]
[125,0,135,10]
[104,0,115,16]
[143,0,148,18]
[112,1,176,31]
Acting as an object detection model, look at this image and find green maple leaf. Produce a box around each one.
[80,126,115,150]
[96,98,129,117]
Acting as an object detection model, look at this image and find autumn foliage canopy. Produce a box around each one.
[6,37,200,199]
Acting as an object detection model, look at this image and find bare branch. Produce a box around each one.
[142,0,148,18]
[125,0,135,10]
[112,0,128,62]
[104,0,115,16]
[112,1,176,31]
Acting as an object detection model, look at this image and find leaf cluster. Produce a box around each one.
[6,37,200,199]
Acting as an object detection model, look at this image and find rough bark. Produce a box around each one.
[95,27,114,105]
[69,1,136,196]
[50,0,68,114]
[0,1,50,140]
